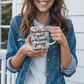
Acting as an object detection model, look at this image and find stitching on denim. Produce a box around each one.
[46,49,50,84]
[57,58,59,84]
[21,59,32,84]
[21,65,29,84]
[54,56,60,59]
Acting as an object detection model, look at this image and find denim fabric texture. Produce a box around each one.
[6,15,78,84]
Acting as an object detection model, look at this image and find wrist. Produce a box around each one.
[19,45,26,57]
[61,40,68,47]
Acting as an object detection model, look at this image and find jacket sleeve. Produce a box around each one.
[60,19,78,77]
[6,17,21,73]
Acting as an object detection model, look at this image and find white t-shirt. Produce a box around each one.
[24,19,47,84]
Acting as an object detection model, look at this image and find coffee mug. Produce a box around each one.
[30,26,56,49]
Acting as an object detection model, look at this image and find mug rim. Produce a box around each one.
[30,26,50,28]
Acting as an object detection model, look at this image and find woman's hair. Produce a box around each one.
[20,0,69,37]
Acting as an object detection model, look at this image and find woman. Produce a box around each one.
[6,0,78,84]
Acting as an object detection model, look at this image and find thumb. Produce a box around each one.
[25,34,31,43]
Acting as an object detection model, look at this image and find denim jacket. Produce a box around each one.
[6,15,78,84]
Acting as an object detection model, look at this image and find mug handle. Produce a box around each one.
[49,41,56,45]
[48,26,56,45]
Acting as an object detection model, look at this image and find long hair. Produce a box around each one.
[20,0,69,37]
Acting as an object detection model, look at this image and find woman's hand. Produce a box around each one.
[21,34,48,58]
[50,26,67,46]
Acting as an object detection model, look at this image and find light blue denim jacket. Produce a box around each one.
[6,15,78,84]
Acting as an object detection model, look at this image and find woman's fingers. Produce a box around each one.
[32,49,47,56]
[26,49,48,58]
[30,49,48,54]
[25,34,31,44]
[50,30,61,34]
[29,49,47,56]
[51,33,61,37]
[32,55,45,58]
[31,53,46,58]
[49,26,60,30]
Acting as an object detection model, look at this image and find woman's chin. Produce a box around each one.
[37,8,49,13]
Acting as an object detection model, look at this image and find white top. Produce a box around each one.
[24,19,47,84]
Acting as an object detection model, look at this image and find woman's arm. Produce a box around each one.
[50,20,78,77]
[60,40,72,70]
[60,20,78,77]
[10,46,26,69]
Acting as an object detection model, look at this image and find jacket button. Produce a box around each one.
[47,73,49,76]
[30,58,31,61]
[47,59,50,61]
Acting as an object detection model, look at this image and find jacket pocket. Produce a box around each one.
[17,36,25,48]
[53,41,60,57]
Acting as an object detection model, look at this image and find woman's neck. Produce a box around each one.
[35,10,50,24]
